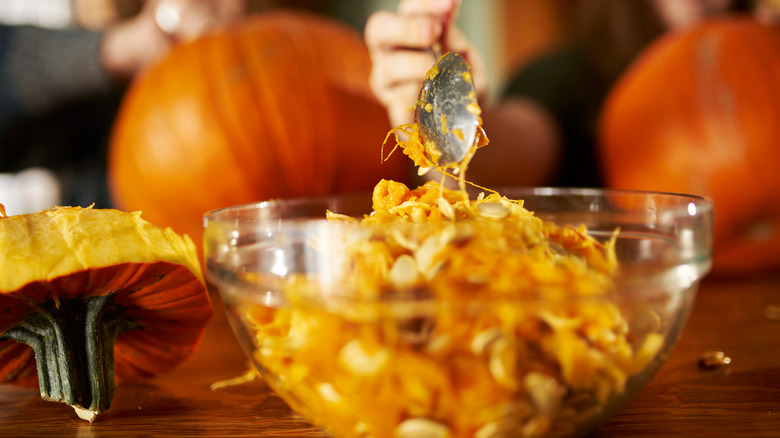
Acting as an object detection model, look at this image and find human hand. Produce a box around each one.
[101,0,244,78]
[151,0,245,42]
[365,0,487,127]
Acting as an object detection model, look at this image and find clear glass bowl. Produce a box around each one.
[203,188,713,438]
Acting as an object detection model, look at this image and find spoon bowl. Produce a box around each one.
[414,52,480,167]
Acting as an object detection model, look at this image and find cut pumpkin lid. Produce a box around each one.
[0,204,212,421]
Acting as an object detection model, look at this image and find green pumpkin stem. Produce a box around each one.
[0,295,139,422]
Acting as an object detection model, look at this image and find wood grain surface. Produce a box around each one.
[1,275,778,437]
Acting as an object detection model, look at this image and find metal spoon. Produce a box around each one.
[414,52,480,167]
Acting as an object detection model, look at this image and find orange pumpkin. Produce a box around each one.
[0,205,210,421]
[599,17,780,276]
[109,11,408,249]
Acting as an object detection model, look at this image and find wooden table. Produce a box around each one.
[2,274,779,437]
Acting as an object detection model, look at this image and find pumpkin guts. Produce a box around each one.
[227,127,666,436]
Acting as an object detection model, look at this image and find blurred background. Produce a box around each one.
[0,0,566,215]
[0,0,557,101]
[0,0,776,276]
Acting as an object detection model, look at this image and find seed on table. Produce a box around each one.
[764,304,780,321]
[698,351,732,370]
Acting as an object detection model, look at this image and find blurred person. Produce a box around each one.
[365,0,757,190]
[0,0,244,215]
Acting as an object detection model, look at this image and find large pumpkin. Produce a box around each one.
[109,11,408,248]
[599,17,780,276]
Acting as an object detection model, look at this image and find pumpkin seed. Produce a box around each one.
[425,333,451,354]
[437,222,458,247]
[437,197,456,221]
[338,339,389,376]
[698,351,731,369]
[474,420,514,438]
[538,310,581,331]
[629,306,662,335]
[477,202,510,219]
[524,372,564,416]
[521,415,552,438]
[392,228,421,251]
[389,254,420,289]
[423,260,445,281]
[471,327,504,356]
[474,400,534,438]
[416,235,442,273]
[488,336,520,390]
[395,418,452,438]
[317,382,342,404]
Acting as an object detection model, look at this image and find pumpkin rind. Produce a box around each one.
[599,17,780,275]
[0,206,211,420]
[108,11,409,249]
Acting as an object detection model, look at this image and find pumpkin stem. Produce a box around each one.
[0,294,139,421]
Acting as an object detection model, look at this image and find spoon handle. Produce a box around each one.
[432,12,451,58]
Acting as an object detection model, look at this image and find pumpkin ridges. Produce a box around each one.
[599,16,780,275]
[132,41,251,219]
[0,293,34,329]
[329,88,397,192]
[705,23,780,210]
[0,262,211,385]
[231,18,298,196]
[0,206,210,420]
[0,340,37,387]
[239,19,298,192]
[114,332,196,380]
[243,15,325,195]
[99,262,210,311]
[193,31,274,205]
[161,42,255,206]
[236,17,302,195]
[201,29,278,195]
[688,24,758,240]
[731,23,780,194]
[276,12,395,193]
[301,13,373,96]
[108,79,200,241]
[692,20,780,248]
[109,11,409,249]
[281,15,339,194]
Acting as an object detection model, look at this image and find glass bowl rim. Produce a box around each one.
[204,186,713,309]
[203,186,714,219]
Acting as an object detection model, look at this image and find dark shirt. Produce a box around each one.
[502,44,612,188]
[0,25,120,208]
